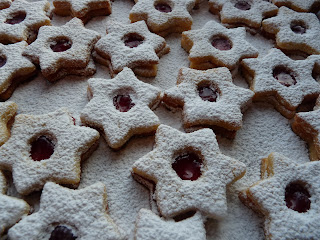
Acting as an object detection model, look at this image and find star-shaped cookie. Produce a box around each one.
[0,0,51,44]
[132,124,246,218]
[0,101,17,146]
[23,17,100,82]
[53,0,112,23]
[134,209,206,240]
[129,0,197,37]
[271,0,320,12]
[241,48,320,118]
[81,67,161,149]
[209,0,278,29]
[163,67,253,135]
[0,108,100,195]
[0,171,30,236]
[262,7,320,55]
[181,20,258,70]
[8,182,125,240]
[0,42,36,100]
[94,21,169,78]
[239,152,320,240]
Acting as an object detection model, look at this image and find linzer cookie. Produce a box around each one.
[53,0,112,23]
[241,48,320,119]
[163,67,253,138]
[9,182,125,240]
[181,20,258,70]
[0,41,36,100]
[94,20,169,78]
[134,209,206,240]
[129,0,197,37]
[239,152,320,240]
[132,124,246,218]
[262,7,320,55]
[0,108,100,195]
[0,0,11,10]
[23,18,100,82]
[0,101,17,146]
[209,0,278,29]
[271,0,320,12]
[81,67,161,149]
[0,0,51,44]
[0,171,30,237]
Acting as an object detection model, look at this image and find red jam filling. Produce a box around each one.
[0,56,6,68]
[273,66,297,87]
[211,36,232,51]
[5,11,26,25]
[285,182,311,213]
[198,85,218,102]
[234,1,251,10]
[50,38,72,52]
[155,3,172,13]
[30,136,54,161]
[124,33,144,48]
[113,94,135,112]
[172,152,202,181]
[290,22,306,34]
[49,226,77,240]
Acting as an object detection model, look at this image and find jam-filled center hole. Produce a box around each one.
[198,85,218,102]
[234,0,251,10]
[5,11,26,25]
[30,135,55,161]
[0,55,7,68]
[124,33,144,48]
[172,152,202,181]
[113,94,135,112]
[290,21,307,34]
[154,2,172,13]
[211,36,232,51]
[273,66,297,87]
[50,37,72,52]
[49,225,77,240]
[285,182,311,213]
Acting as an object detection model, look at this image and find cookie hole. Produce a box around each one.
[197,82,219,102]
[173,210,196,222]
[113,94,135,112]
[285,181,311,213]
[5,11,26,25]
[50,37,72,52]
[211,35,232,51]
[234,0,251,10]
[0,55,7,68]
[273,66,297,87]
[123,33,144,48]
[30,135,55,161]
[49,225,77,240]
[154,1,172,13]
[290,20,307,34]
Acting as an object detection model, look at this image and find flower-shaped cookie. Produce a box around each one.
[132,124,246,218]
[163,67,253,135]
[94,21,169,78]
[0,0,51,44]
[241,48,320,118]
[129,0,197,37]
[209,0,278,29]
[0,101,17,146]
[81,67,161,149]
[271,0,320,12]
[0,0,11,10]
[0,108,100,195]
[134,209,206,240]
[0,171,30,236]
[262,7,320,55]
[0,42,36,100]
[239,152,320,240]
[53,0,112,23]
[23,18,100,82]
[181,21,258,70]
[9,182,125,240]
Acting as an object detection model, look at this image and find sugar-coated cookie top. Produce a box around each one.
[272,0,320,12]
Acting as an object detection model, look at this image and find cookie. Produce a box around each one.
[81,67,161,149]
[0,171,30,237]
[163,67,253,138]
[132,124,246,218]
[134,209,206,240]
[262,7,320,55]
[0,41,37,100]
[0,108,100,195]
[8,182,125,240]
[241,48,320,119]
[271,0,320,12]
[0,0,51,44]
[23,18,100,82]
[129,0,197,37]
[0,0,12,10]
[209,0,278,29]
[239,152,320,240]
[0,101,17,146]
[94,20,169,78]
[181,20,258,70]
